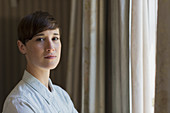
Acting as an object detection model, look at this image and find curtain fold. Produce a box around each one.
[131,0,157,113]
[131,0,143,112]
[66,0,82,112]
[96,1,105,113]
[111,0,130,113]
[81,0,105,113]
[80,0,130,112]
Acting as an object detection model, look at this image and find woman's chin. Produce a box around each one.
[49,66,57,70]
[45,63,58,70]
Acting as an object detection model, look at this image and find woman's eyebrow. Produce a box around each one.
[34,33,44,37]
[34,33,59,37]
[54,33,59,35]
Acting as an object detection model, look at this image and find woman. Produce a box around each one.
[2,11,78,113]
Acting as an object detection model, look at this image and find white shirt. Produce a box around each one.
[2,70,78,113]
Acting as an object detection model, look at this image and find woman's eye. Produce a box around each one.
[52,37,59,41]
[36,38,44,41]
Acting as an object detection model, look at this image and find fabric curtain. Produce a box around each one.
[131,0,157,113]
[65,0,83,112]
[110,0,130,113]
[81,0,105,113]
[155,0,170,113]
[80,0,130,112]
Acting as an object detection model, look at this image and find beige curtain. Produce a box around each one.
[155,0,170,113]
[111,0,130,113]
[131,0,157,113]
[79,0,130,112]
[81,0,105,113]
[65,0,82,112]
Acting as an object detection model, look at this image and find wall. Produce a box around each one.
[155,0,170,113]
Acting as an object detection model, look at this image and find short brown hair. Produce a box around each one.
[18,11,59,44]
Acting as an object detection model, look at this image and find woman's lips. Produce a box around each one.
[44,55,56,59]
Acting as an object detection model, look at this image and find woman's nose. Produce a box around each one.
[46,41,55,52]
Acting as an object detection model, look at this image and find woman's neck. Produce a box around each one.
[26,65,50,89]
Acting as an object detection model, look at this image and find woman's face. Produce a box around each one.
[20,28,61,70]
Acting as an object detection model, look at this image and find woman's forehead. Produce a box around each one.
[36,28,60,36]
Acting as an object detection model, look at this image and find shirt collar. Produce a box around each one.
[22,70,55,104]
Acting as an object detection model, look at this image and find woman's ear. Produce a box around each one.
[17,40,26,55]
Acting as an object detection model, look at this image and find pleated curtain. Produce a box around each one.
[80,0,130,112]
[131,0,157,113]
[65,0,82,112]
[110,0,130,113]
[81,0,105,113]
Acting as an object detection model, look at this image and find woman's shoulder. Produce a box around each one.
[6,80,34,98]
[53,85,69,97]
[53,85,72,103]
[4,79,39,108]
[3,81,36,113]
[53,85,78,113]
[3,80,42,113]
